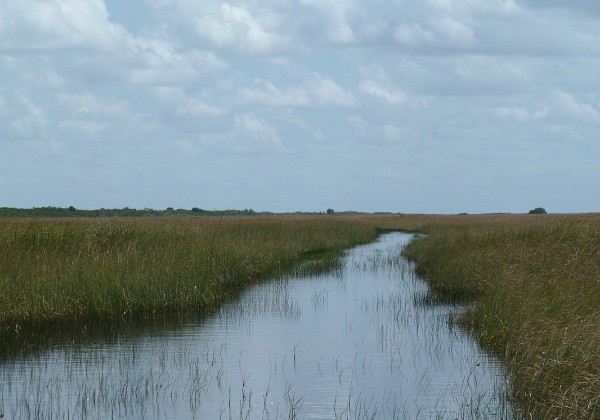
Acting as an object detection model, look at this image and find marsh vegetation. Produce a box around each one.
[0,216,376,347]
[401,214,600,419]
[0,233,512,419]
[1,213,599,418]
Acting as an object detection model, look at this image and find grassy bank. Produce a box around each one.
[402,214,600,419]
[0,216,377,333]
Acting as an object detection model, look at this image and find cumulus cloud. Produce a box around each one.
[9,93,47,139]
[0,0,130,51]
[59,119,105,137]
[155,87,226,117]
[358,67,409,104]
[177,98,225,117]
[433,17,476,47]
[177,2,289,54]
[359,80,407,105]
[347,115,367,135]
[394,24,436,46]
[234,113,284,150]
[0,1,227,90]
[298,0,356,43]
[309,75,357,106]
[556,91,600,122]
[127,40,227,85]
[238,80,312,107]
[239,74,356,107]
[393,18,476,50]
[2,0,600,213]
[490,106,549,121]
[519,0,600,15]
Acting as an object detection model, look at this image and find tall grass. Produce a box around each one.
[3,212,599,418]
[0,216,377,330]
[402,214,600,419]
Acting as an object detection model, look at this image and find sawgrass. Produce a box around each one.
[0,216,377,329]
[2,212,599,418]
[402,213,600,419]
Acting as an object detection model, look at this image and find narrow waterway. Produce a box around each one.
[0,233,513,419]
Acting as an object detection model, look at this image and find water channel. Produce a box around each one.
[0,233,514,419]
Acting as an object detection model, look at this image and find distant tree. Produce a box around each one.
[68,206,76,211]
[529,207,547,214]
[192,207,201,212]
[166,207,174,211]
[326,208,335,215]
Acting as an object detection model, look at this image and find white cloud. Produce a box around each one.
[0,0,130,51]
[383,124,403,141]
[238,80,311,107]
[433,17,476,47]
[191,3,289,54]
[556,91,600,122]
[234,113,284,150]
[358,80,407,105]
[127,40,227,85]
[309,75,357,107]
[520,0,600,15]
[347,115,367,135]
[239,75,356,107]
[2,0,600,214]
[177,98,226,117]
[490,106,549,121]
[394,24,436,46]
[298,0,355,43]
[155,87,226,117]
[59,119,105,137]
[427,0,520,16]
[9,93,47,139]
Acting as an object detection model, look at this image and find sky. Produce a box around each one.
[1,0,599,214]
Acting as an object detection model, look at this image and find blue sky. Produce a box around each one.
[1,0,599,213]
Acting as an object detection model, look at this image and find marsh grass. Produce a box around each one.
[3,212,599,418]
[402,214,600,419]
[0,216,377,350]
[1,231,512,419]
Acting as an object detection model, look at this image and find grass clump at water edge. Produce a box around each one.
[0,216,378,351]
[402,215,600,419]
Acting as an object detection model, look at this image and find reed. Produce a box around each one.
[0,216,377,330]
[402,213,600,419]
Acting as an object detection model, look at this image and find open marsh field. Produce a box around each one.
[0,213,599,418]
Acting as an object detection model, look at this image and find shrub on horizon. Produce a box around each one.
[529,207,547,214]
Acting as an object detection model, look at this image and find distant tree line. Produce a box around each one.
[0,206,267,218]
[0,207,379,218]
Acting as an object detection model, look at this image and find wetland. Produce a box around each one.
[2,213,599,418]
[1,232,512,419]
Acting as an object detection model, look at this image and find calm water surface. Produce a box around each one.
[0,233,514,419]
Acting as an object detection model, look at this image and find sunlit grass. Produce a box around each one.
[402,213,600,419]
[0,216,377,329]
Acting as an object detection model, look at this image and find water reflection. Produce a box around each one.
[0,233,514,419]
